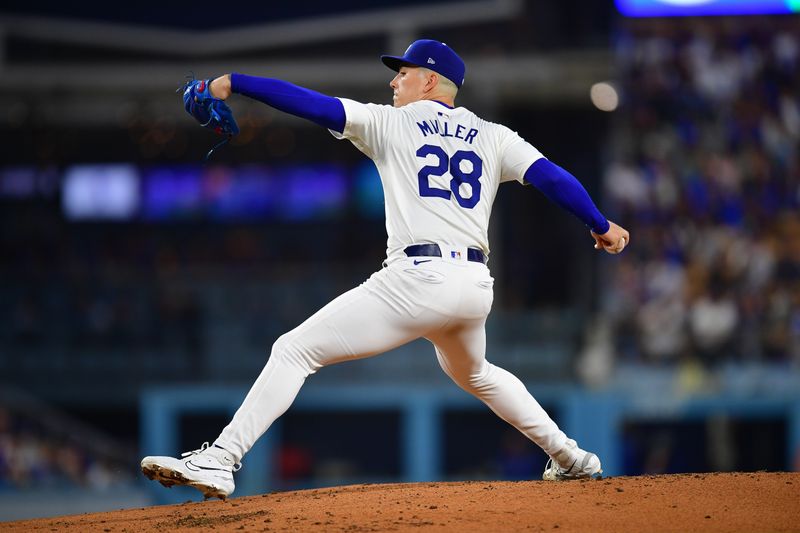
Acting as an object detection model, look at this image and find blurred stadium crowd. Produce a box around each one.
[0,407,134,491]
[602,18,800,368]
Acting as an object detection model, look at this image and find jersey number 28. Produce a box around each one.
[416,144,483,209]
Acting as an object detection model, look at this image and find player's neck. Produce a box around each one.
[420,94,455,108]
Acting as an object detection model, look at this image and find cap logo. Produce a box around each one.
[427,57,436,64]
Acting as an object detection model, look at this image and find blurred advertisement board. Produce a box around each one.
[616,0,800,17]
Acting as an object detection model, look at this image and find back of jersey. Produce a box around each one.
[332,98,544,262]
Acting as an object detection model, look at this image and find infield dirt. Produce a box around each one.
[2,472,799,532]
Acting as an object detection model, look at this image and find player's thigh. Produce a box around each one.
[426,317,488,380]
[278,282,439,368]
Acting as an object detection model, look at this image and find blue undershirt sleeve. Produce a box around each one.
[524,158,610,234]
[230,73,346,133]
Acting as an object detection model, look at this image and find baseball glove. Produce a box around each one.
[180,77,240,137]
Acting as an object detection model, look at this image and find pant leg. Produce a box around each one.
[428,321,568,457]
[215,269,447,462]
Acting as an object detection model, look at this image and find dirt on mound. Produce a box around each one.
[2,472,799,532]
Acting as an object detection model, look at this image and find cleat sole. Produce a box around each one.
[555,469,604,481]
[141,463,228,500]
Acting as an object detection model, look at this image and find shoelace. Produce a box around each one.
[181,441,211,457]
[181,442,242,471]
[543,457,572,476]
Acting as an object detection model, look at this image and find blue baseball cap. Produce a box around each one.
[381,39,465,88]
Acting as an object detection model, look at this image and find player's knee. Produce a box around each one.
[269,333,316,373]
[270,333,291,356]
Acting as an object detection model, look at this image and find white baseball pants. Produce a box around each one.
[214,256,568,463]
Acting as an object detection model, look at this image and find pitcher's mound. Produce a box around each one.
[4,472,799,532]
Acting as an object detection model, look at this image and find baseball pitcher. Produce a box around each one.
[142,39,630,499]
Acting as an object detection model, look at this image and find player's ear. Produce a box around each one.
[424,71,438,93]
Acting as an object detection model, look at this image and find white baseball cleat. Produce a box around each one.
[141,442,241,500]
[542,438,602,481]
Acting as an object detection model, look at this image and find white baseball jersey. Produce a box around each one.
[331,99,545,262]
[213,96,572,473]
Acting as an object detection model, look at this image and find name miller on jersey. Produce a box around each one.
[416,117,479,144]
